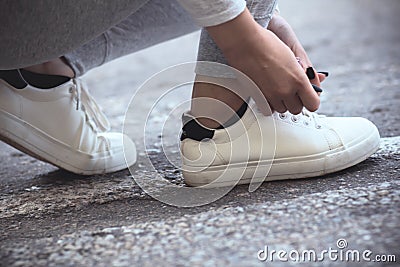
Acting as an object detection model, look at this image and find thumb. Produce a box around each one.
[318,73,327,83]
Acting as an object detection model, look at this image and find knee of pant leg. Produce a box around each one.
[0,39,62,70]
[245,0,278,27]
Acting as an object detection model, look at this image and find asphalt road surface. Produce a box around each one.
[1,1,399,266]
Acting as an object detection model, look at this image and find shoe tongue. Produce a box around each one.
[0,69,28,89]
[20,69,70,89]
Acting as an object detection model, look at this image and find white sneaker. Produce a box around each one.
[0,74,136,175]
[180,103,380,187]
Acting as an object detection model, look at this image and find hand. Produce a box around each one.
[267,14,326,88]
[206,9,320,115]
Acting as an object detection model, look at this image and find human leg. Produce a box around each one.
[0,0,149,69]
[0,0,198,174]
[63,0,198,77]
[181,0,380,187]
[17,0,198,78]
[191,0,278,128]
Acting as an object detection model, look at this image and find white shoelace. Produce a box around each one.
[70,79,111,133]
[280,108,323,129]
[300,109,323,129]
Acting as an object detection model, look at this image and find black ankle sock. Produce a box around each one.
[217,100,248,129]
[0,69,28,89]
[181,100,249,141]
[19,69,70,89]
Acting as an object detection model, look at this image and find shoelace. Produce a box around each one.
[279,108,323,129]
[301,108,323,129]
[70,79,111,133]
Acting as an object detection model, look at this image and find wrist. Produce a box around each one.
[205,9,263,59]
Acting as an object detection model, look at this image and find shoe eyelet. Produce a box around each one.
[69,87,73,93]
[291,116,299,123]
[316,125,322,129]
[304,121,309,126]
[279,113,286,119]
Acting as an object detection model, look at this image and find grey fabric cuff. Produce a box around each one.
[176,0,246,27]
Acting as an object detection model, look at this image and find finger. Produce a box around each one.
[306,66,321,87]
[283,94,303,115]
[253,98,271,116]
[251,93,273,116]
[312,84,323,97]
[251,84,287,114]
[318,73,326,83]
[268,98,287,113]
[318,71,329,77]
[297,79,320,112]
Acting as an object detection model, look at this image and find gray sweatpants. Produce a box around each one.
[0,0,277,77]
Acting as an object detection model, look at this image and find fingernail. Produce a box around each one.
[318,71,329,77]
[312,84,323,93]
[306,67,316,79]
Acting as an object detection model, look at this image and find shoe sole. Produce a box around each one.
[0,108,136,175]
[183,126,380,187]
